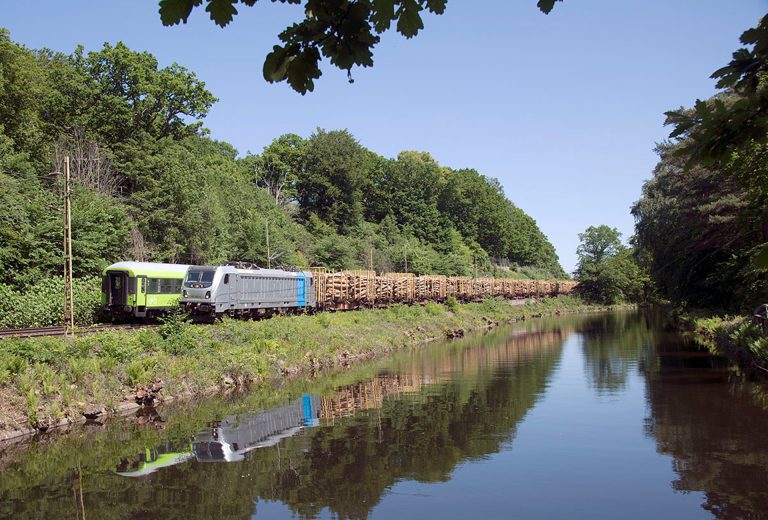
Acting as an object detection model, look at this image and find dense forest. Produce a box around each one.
[0,29,565,298]
[632,16,768,312]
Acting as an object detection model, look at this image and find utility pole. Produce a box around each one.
[266,220,270,269]
[404,243,408,273]
[63,156,74,335]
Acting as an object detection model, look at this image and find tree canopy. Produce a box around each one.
[0,31,567,290]
[635,13,768,311]
[664,14,768,273]
[157,0,562,93]
[574,225,644,304]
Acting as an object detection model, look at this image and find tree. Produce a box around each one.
[68,42,218,149]
[296,128,369,232]
[576,225,622,269]
[665,15,768,166]
[247,133,306,205]
[0,29,570,287]
[575,225,643,304]
[0,29,51,165]
[632,141,766,310]
[157,0,562,94]
[438,168,511,259]
[664,15,768,268]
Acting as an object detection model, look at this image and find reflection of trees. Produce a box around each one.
[643,334,768,518]
[0,325,569,520]
[578,311,660,394]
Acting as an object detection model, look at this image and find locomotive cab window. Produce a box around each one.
[185,271,215,287]
[224,274,229,284]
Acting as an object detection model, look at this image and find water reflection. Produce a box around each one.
[0,325,568,519]
[642,331,768,518]
[2,311,768,519]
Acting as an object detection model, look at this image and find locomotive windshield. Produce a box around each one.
[185,271,215,284]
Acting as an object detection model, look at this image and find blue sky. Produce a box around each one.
[3,0,766,272]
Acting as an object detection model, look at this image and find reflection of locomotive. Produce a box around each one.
[193,394,320,462]
[117,395,320,476]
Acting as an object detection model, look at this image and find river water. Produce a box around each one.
[1,310,767,519]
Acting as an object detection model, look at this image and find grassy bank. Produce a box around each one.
[0,296,613,435]
[678,311,768,374]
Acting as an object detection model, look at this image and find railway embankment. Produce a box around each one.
[679,312,768,376]
[0,296,622,439]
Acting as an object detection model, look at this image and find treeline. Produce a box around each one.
[631,15,768,313]
[0,29,565,292]
[632,135,767,311]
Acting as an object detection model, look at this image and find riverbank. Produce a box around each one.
[678,312,768,375]
[0,296,623,439]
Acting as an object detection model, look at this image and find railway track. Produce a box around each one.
[0,323,153,340]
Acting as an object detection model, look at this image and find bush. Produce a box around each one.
[0,277,101,328]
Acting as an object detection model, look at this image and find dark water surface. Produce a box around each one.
[2,310,768,519]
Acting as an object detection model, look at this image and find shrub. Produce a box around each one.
[0,277,101,328]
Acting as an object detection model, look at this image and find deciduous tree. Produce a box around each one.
[157,0,562,93]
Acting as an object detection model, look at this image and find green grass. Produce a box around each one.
[0,296,610,432]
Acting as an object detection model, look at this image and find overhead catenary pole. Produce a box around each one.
[266,220,270,269]
[64,156,75,334]
[63,201,68,328]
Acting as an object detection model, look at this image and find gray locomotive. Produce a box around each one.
[180,264,316,322]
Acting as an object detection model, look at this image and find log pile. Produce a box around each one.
[321,270,375,308]
[376,273,415,304]
[415,275,447,301]
[311,269,578,310]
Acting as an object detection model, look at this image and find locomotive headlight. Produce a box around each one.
[205,291,211,299]
[182,290,187,298]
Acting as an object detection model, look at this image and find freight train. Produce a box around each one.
[102,262,577,323]
[179,265,577,322]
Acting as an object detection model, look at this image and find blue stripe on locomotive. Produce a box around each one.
[296,272,306,307]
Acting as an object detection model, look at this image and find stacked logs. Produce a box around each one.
[415,275,447,302]
[376,273,415,304]
[320,270,375,309]
[312,270,578,310]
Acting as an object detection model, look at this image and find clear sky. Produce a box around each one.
[3,0,766,272]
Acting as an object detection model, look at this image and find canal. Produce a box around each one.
[1,310,767,519]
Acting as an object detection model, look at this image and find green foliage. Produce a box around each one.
[298,129,368,233]
[665,15,768,166]
[69,41,217,145]
[158,311,198,355]
[157,1,560,93]
[0,30,566,305]
[244,133,305,205]
[687,314,768,366]
[575,225,646,304]
[632,141,767,311]
[0,277,101,328]
[660,13,768,299]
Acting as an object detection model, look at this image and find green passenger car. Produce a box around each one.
[102,261,190,319]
